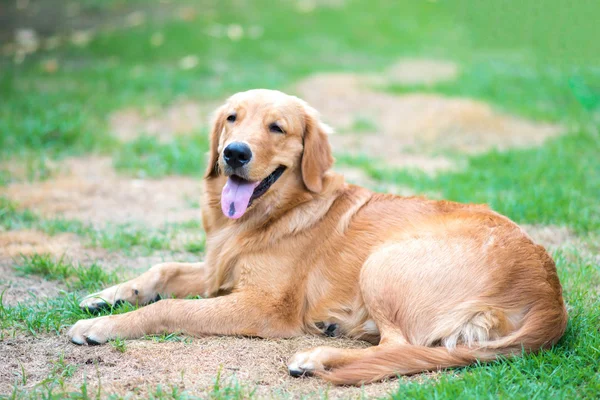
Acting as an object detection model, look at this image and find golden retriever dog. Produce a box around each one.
[68,89,567,385]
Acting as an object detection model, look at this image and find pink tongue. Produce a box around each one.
[221,177,260,219]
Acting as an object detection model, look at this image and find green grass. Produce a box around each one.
[0,289,142,339]
[390,248,600,399]
[39,355,79,388]
[0,197,182,253]
[1,255,205,339]
[386,61,600,124]
[347,116,379,134]
[182,237,205,254]
[1,254,133,337]
[2,0,596,161]
[1,197,205,255]
[338,129,600,234]
[110,336,128,353]
[1,0,599,398]
[114,133,210,178]
[14,254,120,292]
[5,370,253,400]
[143,332,192,344]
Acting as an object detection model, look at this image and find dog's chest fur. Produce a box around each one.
[200,184,384,337]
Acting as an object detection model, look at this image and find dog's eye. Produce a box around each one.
[269,123,284,134]
[226,114,236,123]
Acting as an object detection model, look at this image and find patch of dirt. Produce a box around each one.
[0,230,97,305]
[0,261,64,307]
[295,72,562,169]
[334,166,417,196]
[522,224,600,266]
[0,334,407,399]
[0,229,198,305]
[0,230,86,259]
[0,158,59,184]
[386,58,459,86]
[0,228,399,398]
[1,157,202,228]
[521,225,578,250]
[109,101,218,143]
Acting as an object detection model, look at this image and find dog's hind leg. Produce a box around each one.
[288,238,493,383]
[79,262,208,312]
[310,236,565,385]
[288,344,382,377]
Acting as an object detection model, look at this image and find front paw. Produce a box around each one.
[79,285,125,313]
[68,316,117,345]
[79,285,160,313]
[79,294,123,313]
[288,348,327,377]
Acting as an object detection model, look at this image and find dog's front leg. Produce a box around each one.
[68,292,301,345]
[79,262,208,312]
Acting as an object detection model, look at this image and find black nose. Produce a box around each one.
[223,142,252,169]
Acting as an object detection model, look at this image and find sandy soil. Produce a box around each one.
[0,334,415,399]
[294,70,562,172]
[1,157,202,229]
[109,101,218,143]
[522,224,578,250]
[0,228,198,306]
[386,58,459,86]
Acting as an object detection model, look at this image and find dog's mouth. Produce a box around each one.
[221,166,286,219]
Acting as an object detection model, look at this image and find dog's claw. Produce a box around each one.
[288,367,313,378]
[316,321,340,337]
[68,316,114,346]
[288,349,324,378]
[86,337,102,346]
[82,302,108,314]
[81,299,125,314]
[70,335,86,345]
[324,323,339,337]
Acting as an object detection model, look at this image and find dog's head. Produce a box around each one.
[205,89,334,220]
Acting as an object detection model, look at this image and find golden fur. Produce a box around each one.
[69,89,567,385]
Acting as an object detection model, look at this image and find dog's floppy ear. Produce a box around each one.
[301,105,334,193]
[204,104,227,179]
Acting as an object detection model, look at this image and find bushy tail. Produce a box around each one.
[316,343,496,385]
[318,306,568,386]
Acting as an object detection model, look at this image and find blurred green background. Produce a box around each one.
[2,0,599,151]
[1,0,599,229]
[1,1,599,398]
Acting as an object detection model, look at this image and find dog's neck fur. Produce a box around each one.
[202,171,345,236]
[200,170,348,296]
